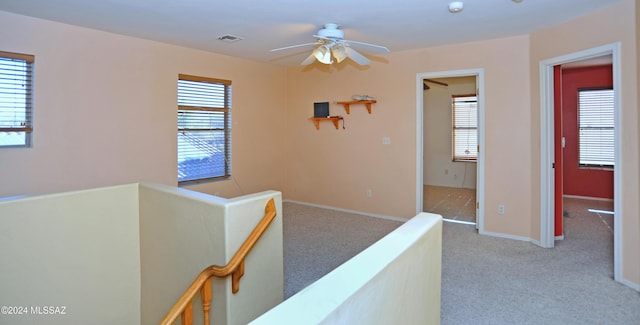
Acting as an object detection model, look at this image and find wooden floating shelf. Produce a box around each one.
[310,117,343,130]
[336,100,377,114]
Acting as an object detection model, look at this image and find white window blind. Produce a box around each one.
[578,88,614,167]
[0,51,34,148]
[452,94,478,162]
[177,74,232,183]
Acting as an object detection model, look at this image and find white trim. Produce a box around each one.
[480,230,533,243]
[539,42,623,284]
[530,239,543,247]
[443,218,476,226]
[619,278,640,292]
[539,60,555,249]
[416,69,485,235]
[283,199,408,223]
[416,75,424,214]
[555,235,565,240]
[562,194,613,202]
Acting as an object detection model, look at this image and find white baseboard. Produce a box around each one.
[289,199,536,245]
[619,278,640,292]
[562,194,613,202]
[479,230,533,243]
[282,199,408,223]
[555,235,565,240]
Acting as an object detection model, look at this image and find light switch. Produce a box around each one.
[382,136,391,145]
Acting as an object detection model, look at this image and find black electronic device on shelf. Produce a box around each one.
[313,102,330,118]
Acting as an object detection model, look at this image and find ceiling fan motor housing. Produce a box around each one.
[318,23,344,39]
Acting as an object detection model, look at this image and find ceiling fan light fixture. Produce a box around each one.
[332,45,347,63]
[313,46,333,64]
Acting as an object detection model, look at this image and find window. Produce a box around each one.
[452,94,477,162]
[578,88,614,168]
[0,51,34,148]
[177,74,232,183]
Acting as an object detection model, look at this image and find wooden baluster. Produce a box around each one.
[182,300,193,325]
[201,278,212,325]
[231,259,245,294]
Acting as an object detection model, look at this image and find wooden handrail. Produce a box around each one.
[160,198,277,325]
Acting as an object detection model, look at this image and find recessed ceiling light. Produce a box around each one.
[448,1,464,13]
[512,0,523,3]
[217,34,243,43]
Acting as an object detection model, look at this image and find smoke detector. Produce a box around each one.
[448,1,464,13]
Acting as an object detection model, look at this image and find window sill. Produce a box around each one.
[578,165,613,171]
[178,175,230,186]
[452,159,477,163]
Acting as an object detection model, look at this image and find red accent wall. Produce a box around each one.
[561,65,613,199]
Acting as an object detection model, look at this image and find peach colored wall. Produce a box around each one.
[530,0,639,287]
[284,35,532,238]
[0,11,287,199]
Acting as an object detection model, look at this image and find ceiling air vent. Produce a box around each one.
[217,34,243,43]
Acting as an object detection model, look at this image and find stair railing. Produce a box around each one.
[159,198,277,325]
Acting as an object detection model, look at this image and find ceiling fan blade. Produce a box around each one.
[300,53,316,65]
[342,39,390,53]
[270,42,319,52]
[312,35,332,41]
[424,79,449,87]
[345,47,370,66]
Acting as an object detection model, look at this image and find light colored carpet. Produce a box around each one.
[283,199,640,324]
[282,202,402,298]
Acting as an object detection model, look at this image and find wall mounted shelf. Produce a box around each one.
[336,100,377,114]
[310,117,343,130]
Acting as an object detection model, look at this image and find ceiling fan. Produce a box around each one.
[270,23,390,66]
[423,79,449,90]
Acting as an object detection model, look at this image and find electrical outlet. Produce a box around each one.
[382,136,391,145]
[366,189,373,197]
[498,204,505,215]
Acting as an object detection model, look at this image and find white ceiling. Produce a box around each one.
[0,0,623,66]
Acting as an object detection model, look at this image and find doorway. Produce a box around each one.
[555,58,614,239]
[423,76,477,224]
[539,43,622,282]
[416,69,485,233]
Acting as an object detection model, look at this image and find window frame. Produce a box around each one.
[177,74,232,184]
[0,50,34,148]
[451,93,478,162]
[577,87,614,169]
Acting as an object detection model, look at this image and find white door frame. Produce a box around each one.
[416,68,485,233]
[539,42,622,282]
